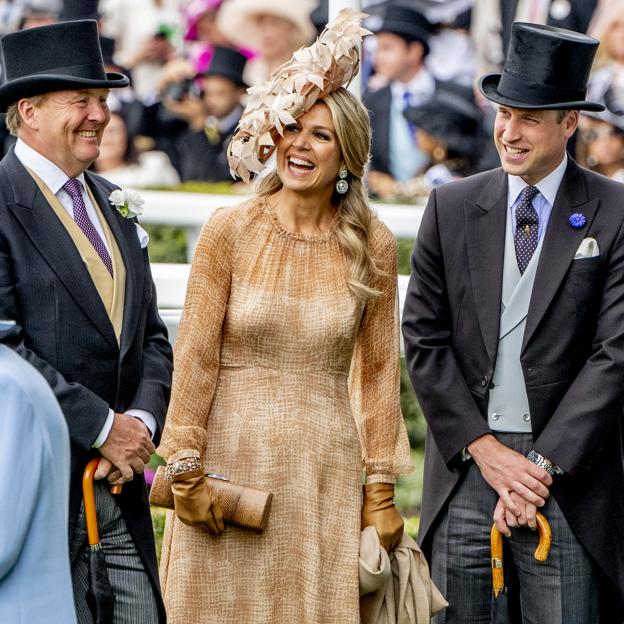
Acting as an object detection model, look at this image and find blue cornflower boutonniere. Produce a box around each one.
[569,213,586,229]
[109,189,145,219]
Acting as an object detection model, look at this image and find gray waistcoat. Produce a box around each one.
[487,210,545,432]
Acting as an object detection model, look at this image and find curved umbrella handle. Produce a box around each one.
[491,511,552,596]
[83,458,101,547]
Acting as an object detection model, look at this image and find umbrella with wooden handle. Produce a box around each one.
[490,511,552,623]
[83,457,118,624]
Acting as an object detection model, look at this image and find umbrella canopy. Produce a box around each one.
[490,512,552,623]
[82,458,115,624]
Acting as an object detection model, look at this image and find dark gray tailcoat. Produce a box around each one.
[402,159,624,608]
[0,148,173,622]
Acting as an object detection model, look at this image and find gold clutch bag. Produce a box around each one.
[149,465,272,531]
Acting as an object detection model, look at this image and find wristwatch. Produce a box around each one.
[527,449,563,476]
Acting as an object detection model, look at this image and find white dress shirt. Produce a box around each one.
[14,139,156,445]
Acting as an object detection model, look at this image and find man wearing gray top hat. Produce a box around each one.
[403,22,624,622]
[0,19,172,623]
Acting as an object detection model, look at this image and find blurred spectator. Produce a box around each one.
[100,0,182,101]
[578,91,624,182]
[93,110,180,187]
[472,0,598,76]
[216,0,316,85]
[368,80,487,200]
[424,0,475,87]
[183,0,252,74]
[19,1,59,29]
[364,4,435,193]
[588,4,624,104]
[162,45,246,182]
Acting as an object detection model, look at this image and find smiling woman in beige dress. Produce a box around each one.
[156,11,412,623]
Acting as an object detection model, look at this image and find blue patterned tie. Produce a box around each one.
[63,178,113,276]
[514,185,540,274]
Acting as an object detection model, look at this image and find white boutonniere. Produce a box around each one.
[109,189,145,219]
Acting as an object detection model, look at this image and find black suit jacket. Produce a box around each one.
[501,0,597,55]
[363,86,392,175]
[176,118,238,183]
[0,149,173,622]
[402,160,624,606]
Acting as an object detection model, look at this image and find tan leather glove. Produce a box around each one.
[361,482,404,551]
[171,468,224,535]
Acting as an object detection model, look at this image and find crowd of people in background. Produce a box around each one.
[0,0,620,194]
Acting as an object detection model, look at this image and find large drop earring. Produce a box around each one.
[336,169,349,194]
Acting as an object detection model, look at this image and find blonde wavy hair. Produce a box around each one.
[255,87,383,301]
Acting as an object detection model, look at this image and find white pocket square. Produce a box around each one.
[135,223,149,249]
[574,237,599,259]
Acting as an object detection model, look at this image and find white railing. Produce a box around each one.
[139,190,425,261]
[153,264,410,347]
[143,191,424,347]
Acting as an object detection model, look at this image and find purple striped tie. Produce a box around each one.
[63,178,113,277]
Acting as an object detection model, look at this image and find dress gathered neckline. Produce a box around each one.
[263,195,339,243]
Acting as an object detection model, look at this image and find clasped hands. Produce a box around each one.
[467,434,553,537]
[94,412,155,486]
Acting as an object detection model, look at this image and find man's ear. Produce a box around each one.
[564,110,580,139]
[17,98,39,131]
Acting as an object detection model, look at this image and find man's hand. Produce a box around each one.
[493,493,538,537]
[468,434,552,515]
[96,413,155,483]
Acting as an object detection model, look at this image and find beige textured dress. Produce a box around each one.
[157,197,411,623]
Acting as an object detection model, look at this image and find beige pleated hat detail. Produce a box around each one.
[227,8,370,182]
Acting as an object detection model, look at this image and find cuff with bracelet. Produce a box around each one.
[166,456,202,480]
[527,449,564,476]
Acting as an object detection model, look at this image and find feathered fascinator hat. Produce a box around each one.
[227,8,371,183]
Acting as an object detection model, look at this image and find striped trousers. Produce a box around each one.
[430,432,600,624]
[70,480,159,624]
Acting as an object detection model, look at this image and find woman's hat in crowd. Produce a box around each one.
[376,4,432,53]
[227,8,370,182]
[479,22,604,111]
[184,0,223,41]
[583,83,624,132]
[404,81,484,157]
[203,46,248,88]
[217,0,316,51]
[0,19,129,113]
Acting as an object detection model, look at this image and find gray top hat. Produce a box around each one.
[0,19,128,112]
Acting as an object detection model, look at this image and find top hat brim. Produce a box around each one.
[0,72,130,113]
[479,73,605,112]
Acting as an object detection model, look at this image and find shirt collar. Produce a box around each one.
[390,67,435,102]
[507,153,568,208]
[14,138,87,194]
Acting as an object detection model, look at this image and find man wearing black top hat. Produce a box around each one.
[364,4,435,192]
[163,46,247,182]
[403,22,624,622]
[0,19,172,623]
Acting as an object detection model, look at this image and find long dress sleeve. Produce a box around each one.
[349,219,413,484]
[157,208,236,460]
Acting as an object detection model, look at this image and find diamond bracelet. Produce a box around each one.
[165,457,202,480]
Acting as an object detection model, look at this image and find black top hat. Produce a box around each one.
[0,19,128,112]
[377,4,432,52]
[405,80,485,157]
[203,46,248,88]
[60,0,100,21]
[479,22,603,111]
